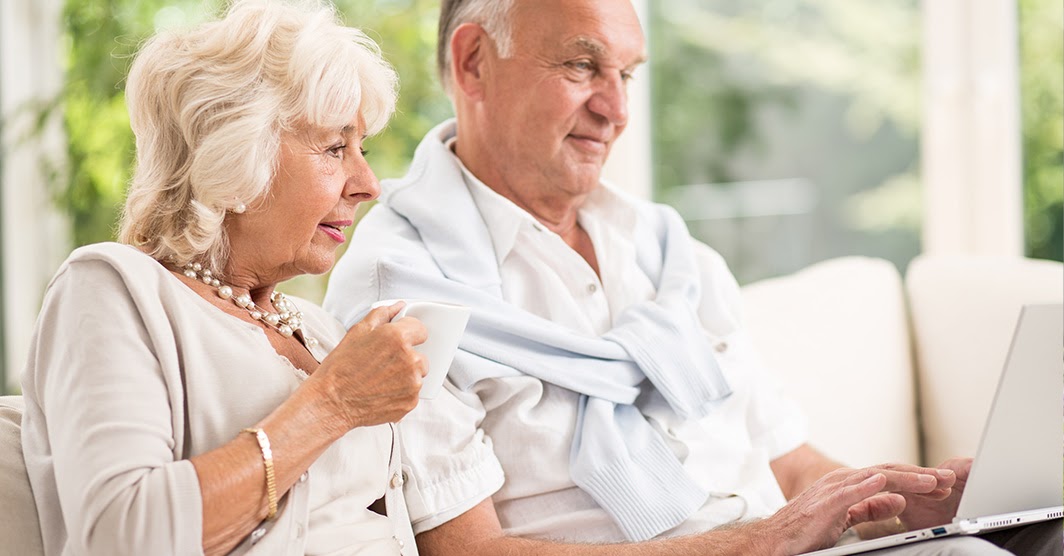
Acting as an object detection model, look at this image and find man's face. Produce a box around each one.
[476,0,646,199]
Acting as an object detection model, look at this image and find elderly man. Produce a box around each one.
[324,0,1058,554]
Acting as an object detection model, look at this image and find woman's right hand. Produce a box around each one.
[312,302,429,430]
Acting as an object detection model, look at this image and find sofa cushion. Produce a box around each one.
[741,257,920,468]
[906,255,1064,466]
[0,395,44,556]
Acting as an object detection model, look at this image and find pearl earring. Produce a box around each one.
[232,203,247,214]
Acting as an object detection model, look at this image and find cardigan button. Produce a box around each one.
[714,341,728,353]
[390,471,405,488]
[299,471,308,482]
[394,536,405,549]
[250,527,266,544]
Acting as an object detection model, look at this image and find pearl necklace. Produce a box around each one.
[182,262,318,348]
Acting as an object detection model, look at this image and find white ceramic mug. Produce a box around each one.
[372,299,471,399]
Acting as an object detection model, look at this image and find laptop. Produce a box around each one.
[803,303,1064,556]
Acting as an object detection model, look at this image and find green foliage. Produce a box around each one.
[649,3,793,190]
[649,24,796,188]
[335,0,454,179]
[45,0,1064,267]
[650,0,920,194]
[651,0,1061,265]
[52,0,449,251]
[59,0,153,245]
[1019,0,1064,261]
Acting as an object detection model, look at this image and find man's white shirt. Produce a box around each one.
[383,138,809,542]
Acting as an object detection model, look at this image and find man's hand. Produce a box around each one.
[770,445,968,544]
[755,464,950,555]
[895,457,970,531]
[841,460,964,540]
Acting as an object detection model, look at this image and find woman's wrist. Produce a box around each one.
[297,368,362,435]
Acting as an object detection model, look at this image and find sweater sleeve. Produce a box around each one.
[24,258,204,556]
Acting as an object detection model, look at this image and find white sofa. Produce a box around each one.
[1,254,1060,554]
[741,254,1063,468]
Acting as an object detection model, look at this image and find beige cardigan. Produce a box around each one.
[20,243,418,555]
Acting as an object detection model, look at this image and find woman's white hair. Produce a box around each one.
[120,0,398,270]
[437,0,515,95]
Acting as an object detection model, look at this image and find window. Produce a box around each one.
[650,0,922,283]
[646,0,1058,284]
[1,0,1055,392]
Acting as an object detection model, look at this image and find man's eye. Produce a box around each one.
[360,149,369,157]
[621,70,635,83]
[567,60,594,72]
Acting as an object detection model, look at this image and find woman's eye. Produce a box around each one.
[328,144,346,159]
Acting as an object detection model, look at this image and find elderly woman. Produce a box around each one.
[19,1,426,555]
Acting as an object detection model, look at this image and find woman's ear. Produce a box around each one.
[450,22,490,101]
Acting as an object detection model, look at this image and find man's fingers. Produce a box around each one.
[872,463,956,491]
[911,487,953,501]
[937,457,972,481]
[880,470,940,494]
[846,493,906,528]
[836,472,888,507]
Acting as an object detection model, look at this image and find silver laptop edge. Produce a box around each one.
[802,304,1064,556]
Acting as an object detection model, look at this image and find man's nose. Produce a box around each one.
[587,73,629,126]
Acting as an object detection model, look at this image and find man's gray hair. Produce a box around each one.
[437,0,515,95]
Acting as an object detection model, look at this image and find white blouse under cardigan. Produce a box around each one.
[20,243,417,556]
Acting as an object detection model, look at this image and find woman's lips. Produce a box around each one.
[317,223,348,243]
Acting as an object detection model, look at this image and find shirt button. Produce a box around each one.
[390,472,405,488]
[587,283,598,294]
[394,536,405,549]
[299,471,308,482]
[714,341,728,353]
[532,223,544,232]
[295,523,304,539]
[250,527,266,544]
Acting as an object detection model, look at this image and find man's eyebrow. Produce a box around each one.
[572,36,607,56]
[567,36,648,67]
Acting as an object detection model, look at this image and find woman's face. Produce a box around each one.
[225,117,379,286]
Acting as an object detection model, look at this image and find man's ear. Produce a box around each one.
[450,22,490,101]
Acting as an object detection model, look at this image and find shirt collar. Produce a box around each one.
[444,136,639,262]
[445,137,537,264]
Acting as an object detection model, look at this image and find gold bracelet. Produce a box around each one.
[243,428,278,520]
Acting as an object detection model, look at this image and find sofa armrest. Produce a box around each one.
[740,257,920,468]
[0,395,44,555]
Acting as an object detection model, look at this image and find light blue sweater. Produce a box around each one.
[325,120,733,541]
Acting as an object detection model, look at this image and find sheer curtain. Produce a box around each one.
[921,0,1023,256]
[1,0,69,393]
